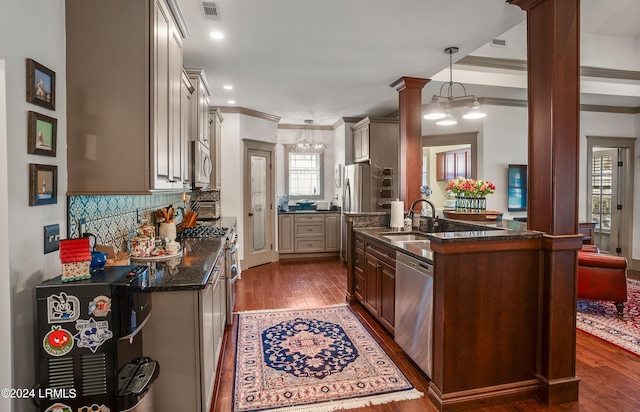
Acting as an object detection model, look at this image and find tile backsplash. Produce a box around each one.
[67,193,187,253]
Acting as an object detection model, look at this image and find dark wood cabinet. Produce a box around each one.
[361,237,396,335]
[436,148,471,181]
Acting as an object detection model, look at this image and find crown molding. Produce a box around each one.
[278,124,333,131]
[457,56,640,81]
[218,106,281,123]
[166,0,190,38]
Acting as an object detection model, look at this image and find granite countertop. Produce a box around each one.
[135,216,236,292]
[279,208,341,214]
[353,217,543,264]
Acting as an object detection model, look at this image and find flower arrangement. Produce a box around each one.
[445,177,496,198]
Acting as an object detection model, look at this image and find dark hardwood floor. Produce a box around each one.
[213,258,640,412]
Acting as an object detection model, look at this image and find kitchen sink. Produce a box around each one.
[382,233,430,242]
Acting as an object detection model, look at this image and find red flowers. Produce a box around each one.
[446,177,496,197]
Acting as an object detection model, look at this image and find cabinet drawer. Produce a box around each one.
[354,271,365,304]
[354,249,364,270]
[295,238,325,253]
[365,238,396,267]
[295,223,325,237]
[354,233,365,251]
[294,214,324,223]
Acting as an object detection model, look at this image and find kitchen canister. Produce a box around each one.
[390,199,404,229]
[159,221,177,241]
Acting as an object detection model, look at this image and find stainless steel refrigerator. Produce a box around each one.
[341,163,396,259]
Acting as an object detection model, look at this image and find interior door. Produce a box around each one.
[590,147,630,256]
[246,148,273,268]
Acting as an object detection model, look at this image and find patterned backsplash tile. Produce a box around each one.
[67,193,187,253]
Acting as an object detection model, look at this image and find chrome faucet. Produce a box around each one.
[407,198,435,219]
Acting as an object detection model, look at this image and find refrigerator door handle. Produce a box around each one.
[343,178,351,212]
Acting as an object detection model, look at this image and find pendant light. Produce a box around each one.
[291,120,327,153]
[424,47,486,125]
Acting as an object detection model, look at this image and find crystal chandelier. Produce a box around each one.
[290,120,327,153]
[423,47,487,126]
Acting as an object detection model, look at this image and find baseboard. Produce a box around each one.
[427,380,539,412]
[632,258,640,272]
[535,374,580,404]
[279,251,340,260]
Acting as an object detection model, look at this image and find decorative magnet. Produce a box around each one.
[47,292,80,323]
[43,325,74,357]
[73,318,113,353]
[88,295,111,317]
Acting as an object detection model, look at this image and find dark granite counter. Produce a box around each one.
[353,217,542,264]
[135,216,236,292]
[278,208,341,214]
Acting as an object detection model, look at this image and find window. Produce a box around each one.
[285,149,323,199]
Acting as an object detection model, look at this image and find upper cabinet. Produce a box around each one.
[435,148,471,181]
[185,69,212,147]
[66,0,188,194]
[351,117,398,167]
[209,108,224,189]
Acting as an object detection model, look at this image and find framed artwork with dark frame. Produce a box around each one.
[28,111,57,157]
[26,58,56,110]
[29,164,58,206]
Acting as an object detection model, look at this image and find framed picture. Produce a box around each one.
[28,111,57,157]
[29,164,58,206]
[26,58,56,110]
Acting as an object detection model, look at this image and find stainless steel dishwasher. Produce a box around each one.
[395,251,434,378]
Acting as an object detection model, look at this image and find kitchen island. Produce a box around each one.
[345,214,568,411]
[140,216,235,412]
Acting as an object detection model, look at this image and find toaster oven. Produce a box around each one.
[197,201,220,220]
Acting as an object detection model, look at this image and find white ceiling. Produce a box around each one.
[177,0,640,125]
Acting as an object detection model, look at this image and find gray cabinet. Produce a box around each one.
[66,0,187,194]
[185,69,212,146]
[278,214,294,254]
[325,213,340,252]
[144,256,226,412]
[279,212,340,257]
[209,108,224,189]
[351,117,398,166]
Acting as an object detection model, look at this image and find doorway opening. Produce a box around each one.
[586,136,635,260]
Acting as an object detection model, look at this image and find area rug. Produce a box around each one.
[576,279,640,357]
[234,304,423,411]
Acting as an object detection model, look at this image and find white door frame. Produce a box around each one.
[242,138,276,268]
[586,136,636,260]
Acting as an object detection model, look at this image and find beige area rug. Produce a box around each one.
[233,304,423,411]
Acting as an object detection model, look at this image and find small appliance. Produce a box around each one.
[279,194,290,212]
[315,200,330,210]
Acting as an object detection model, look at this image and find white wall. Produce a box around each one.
[0,58,12,412]
[0,1,67,411]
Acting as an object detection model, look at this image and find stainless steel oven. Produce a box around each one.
[225,227,239,325]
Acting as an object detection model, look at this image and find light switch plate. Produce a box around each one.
[44,224,60,254]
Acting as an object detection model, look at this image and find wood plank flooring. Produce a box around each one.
[212,258,640,412]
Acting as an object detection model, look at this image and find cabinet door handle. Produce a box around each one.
[355,259,361,264]
[355,285,362,290]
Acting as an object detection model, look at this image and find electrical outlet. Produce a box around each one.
[44,224,60,254]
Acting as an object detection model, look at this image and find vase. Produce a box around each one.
[455,196,486,213]
[159,221,177,241]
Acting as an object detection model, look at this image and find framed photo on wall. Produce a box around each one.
[29,163,58,206]
[28,111,57,157]
[26,58,56,110]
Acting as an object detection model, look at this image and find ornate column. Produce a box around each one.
[390,77,430,205]
[509,0,582,404]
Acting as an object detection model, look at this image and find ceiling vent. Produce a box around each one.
[490,38,508,48]
[202,2,221,20]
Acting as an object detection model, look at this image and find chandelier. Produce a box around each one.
[290,120,327,153]
[423,47,486,126]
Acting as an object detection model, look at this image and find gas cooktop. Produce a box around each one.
[178,225,228,239]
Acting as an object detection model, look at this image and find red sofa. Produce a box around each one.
[577,245,628,317]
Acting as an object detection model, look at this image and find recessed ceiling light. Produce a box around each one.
[227,100,236,104]
[209,31,224,39]
[223,85,233,90]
